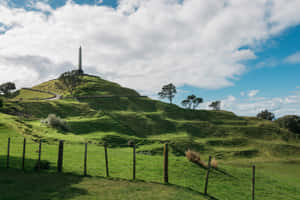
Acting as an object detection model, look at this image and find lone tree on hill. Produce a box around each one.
[0,82,16,97]
[158,83,177,104]
[209,101,221,111]
[276,115,300,134]
[181,94,203,110]
[59,71,82,96]
[257,109,275,121]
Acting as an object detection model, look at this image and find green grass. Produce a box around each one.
[11,89,54,101]
[0,168,208,200]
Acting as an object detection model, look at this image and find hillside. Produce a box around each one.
[1,74,300,200]
[0,74,299,163]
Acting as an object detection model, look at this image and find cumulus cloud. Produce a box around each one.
[285,51,300,64]
[0,0,300,93]
[248,89,260,97]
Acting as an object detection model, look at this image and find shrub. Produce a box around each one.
[41,114,68,131]
[276,115,300,134]
[185,149,206,167]
[210,158,218,168]
[257,109,275,121]
[0,98,3,108]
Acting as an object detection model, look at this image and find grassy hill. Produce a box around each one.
[1,74,299,162]
[0,73,300,200]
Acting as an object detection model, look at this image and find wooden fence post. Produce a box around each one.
[37,140,42,172]
[84,143,88,176]
[252,165,255,200]
[164,143,169,184]
[6,137,10,168]
[22,138,26,170]
[133,144,136,180]
[57,140,64,173]
[104,144,109,177]
[204,156,212,195]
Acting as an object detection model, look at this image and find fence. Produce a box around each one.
[0,137,259,199]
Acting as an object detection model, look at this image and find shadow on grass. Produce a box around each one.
[0,157,87,200]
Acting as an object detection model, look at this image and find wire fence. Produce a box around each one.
[1,136,298,200]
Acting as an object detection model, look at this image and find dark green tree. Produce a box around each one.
[0,82,16,97]
[158,83,177,104]
[276,115,300,134]
[59,71,82,96]
[181,94,203,109]
[209,101,221,111]
[256,109,275,121]
[59,70,81,95]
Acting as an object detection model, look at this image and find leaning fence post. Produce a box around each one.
[133,144,136,180]
[84,143,88,176]
[163,143,169,184]
[7,137,10,168]
[57,140,64,173]
[104,144,109,177]
[204,156,212,195]
[22,138,26,170]
[37,140,42,172]
[252,165,255,200]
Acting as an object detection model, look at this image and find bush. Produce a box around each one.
[257,109,275,121]
[276,115,300,134]
[211,158,218,168]
[0,98,3,108]
[41,114,68,131]
[185,149,206,168]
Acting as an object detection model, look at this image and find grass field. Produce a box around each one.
[0,169,208,200]
[0,137,299,200]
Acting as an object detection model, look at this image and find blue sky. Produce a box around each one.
[0,0,299,117]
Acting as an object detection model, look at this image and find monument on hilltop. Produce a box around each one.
[78,46,84,75]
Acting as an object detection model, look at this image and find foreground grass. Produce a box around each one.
[0,169,207,200]
[1,139,300,200]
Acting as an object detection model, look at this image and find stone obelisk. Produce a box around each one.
[78,46,83,74]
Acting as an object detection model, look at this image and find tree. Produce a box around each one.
[158,83,176,104]
[209,101,221,111]
[276,115,300,134]
[59,71,82,96]
[256,109,275,121]
[0,82,16,97]
[181,94,203,110]
[0,98,3,108]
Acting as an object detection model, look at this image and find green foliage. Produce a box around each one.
[276,115,300,134]
[209,101,221,110]
[0,82,16,97]
[158,83,176,104]
[257,109,275,121]
[181,94,203,109]
[59,71,82,95]
[41,114,68,131]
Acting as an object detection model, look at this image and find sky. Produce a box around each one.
[0,0,299,117]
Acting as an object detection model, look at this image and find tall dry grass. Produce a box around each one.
[185,149,218,169]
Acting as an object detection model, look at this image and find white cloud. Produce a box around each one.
[248,90,260,97]
[0,0,300,93]
[200,92,300,117]
[285,52,300,64]
[34,2,53,12]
